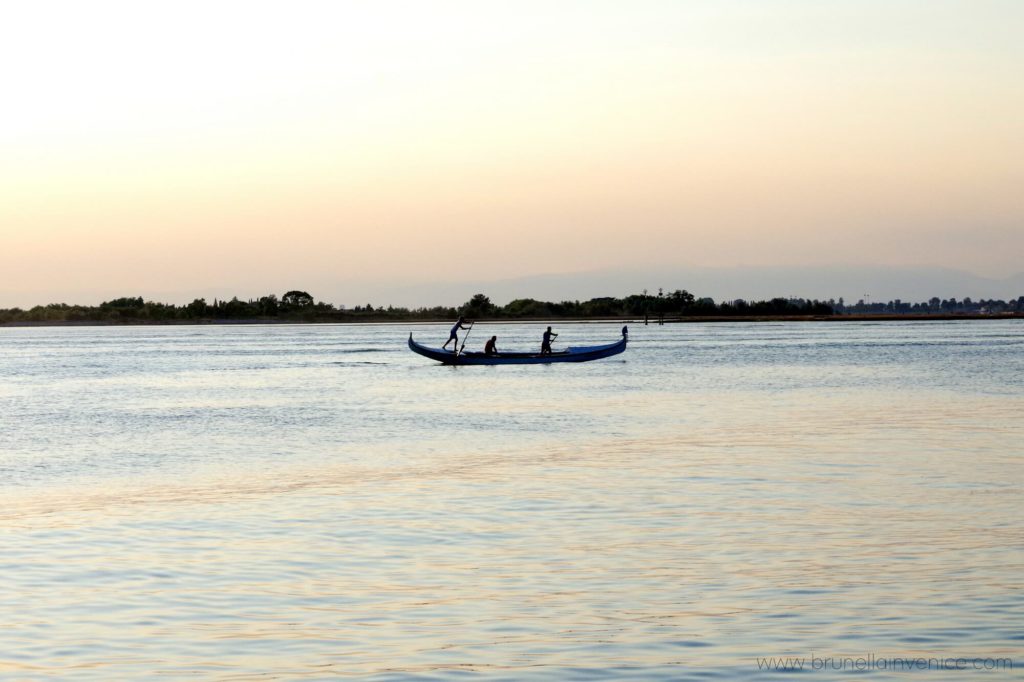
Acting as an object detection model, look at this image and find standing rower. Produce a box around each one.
[540,326,558,355]
[442,316,470,351]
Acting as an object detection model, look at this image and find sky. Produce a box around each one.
[2,0,1022,307]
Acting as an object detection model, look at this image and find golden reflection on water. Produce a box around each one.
[3,386,1022,679]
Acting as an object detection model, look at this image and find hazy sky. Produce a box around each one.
[2,0,1022,306]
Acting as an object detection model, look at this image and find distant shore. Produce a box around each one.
[8,291,1020,325]
[2,313,1021,328]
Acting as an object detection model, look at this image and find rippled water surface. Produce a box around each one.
[2,321,1022,679]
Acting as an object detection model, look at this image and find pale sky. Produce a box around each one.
[2,0,1022,307]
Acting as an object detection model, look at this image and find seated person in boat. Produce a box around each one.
[442,316,470,351]
[540,326,558,355]
[484,335,498,355]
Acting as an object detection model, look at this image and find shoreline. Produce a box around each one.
[2,313,1021,328]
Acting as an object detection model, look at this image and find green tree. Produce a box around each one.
[257,295,280,315]
[462,293,495,317]
[282,290,314,307]
[668,289,695,310]
[100,296,144,310]
[504,298,550,317]
[186,298,209,317]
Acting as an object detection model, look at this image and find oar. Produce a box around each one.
[456,321,474,357]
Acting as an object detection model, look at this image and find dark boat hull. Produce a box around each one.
[408,333,627,365]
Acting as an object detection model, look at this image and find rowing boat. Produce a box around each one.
[408,328,628,365]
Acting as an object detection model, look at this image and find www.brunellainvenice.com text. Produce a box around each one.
[755,653,1013,672]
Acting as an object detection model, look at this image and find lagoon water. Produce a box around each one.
[1,321,1022,680]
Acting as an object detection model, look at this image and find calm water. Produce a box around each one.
[1,321,1022,680]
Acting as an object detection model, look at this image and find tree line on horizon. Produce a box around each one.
[1,289,1020,324]
[834,295,1024,315]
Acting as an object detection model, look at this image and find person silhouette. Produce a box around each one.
[540,326,558,355]
[442,316,470,351]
